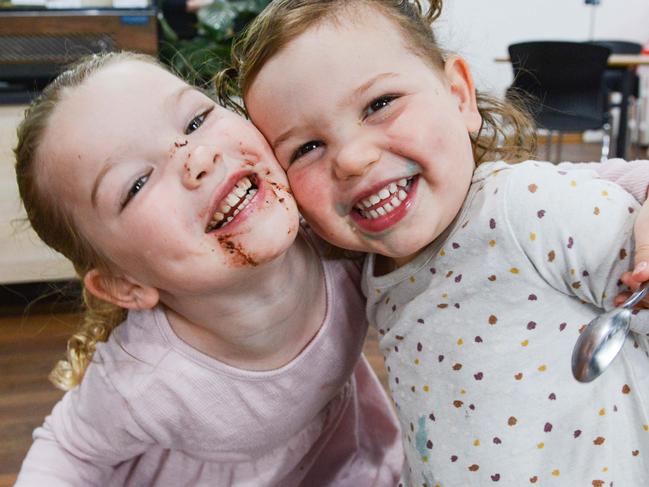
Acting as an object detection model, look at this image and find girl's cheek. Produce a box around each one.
[287,167,326,213]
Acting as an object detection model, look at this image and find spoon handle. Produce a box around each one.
[622,280,649,309]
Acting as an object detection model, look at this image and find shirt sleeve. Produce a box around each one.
[15,361,152,486]
[502,163,642,312]
[556,158,649,204]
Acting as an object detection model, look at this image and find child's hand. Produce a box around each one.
[614,196,649,308]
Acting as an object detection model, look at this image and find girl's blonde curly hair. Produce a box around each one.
[14,51,163,390]
[215,0,536,165]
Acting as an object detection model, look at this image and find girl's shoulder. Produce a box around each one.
[466,159,635,231]
[472,159,598,184]
[91,307,175,392]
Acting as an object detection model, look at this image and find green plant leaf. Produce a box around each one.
[158,0,270,85]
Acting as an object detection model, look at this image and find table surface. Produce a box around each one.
[495,54,649,66]
[0,104,75,284]
[607,54,649,67]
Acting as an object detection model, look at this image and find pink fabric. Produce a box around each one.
[15,232,403,486]
[563,158,649,203]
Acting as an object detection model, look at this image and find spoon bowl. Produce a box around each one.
[572,281,649,383]
[571,308,631,382]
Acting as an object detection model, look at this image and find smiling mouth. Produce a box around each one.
[352,176,414,220]
[205,175,258,232]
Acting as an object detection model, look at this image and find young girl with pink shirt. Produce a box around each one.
[13,52,403,486]
[221,0,649,484]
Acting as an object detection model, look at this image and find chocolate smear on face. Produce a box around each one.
[270,181,292,195]
[217,235,258,267]
[169,139,188,159]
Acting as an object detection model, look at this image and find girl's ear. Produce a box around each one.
[84,269,159,310]
[444,56,482,133]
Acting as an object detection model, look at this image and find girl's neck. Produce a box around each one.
[163,233,326,371]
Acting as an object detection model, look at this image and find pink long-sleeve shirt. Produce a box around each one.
[15,230,403,486]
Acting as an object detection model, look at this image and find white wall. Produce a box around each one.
[434,0,649,97]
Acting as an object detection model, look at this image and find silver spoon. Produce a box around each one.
[572,280,649,383]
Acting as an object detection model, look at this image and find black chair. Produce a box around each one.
[507,41,612,162]
[589,40,642,98]
[589,40,642,156]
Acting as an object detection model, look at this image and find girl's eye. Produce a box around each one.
[290,140,323,164]
[365,95,398,118]
[185,106,213,135]
[121,174,149,209]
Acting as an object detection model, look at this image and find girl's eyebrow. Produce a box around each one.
[342,72,399,109]
[91,156,119,208]
[166,85,195,111]
[272,127,298,151]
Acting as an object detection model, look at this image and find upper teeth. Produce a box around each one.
[355,178,411,220]
[207,176,256,231]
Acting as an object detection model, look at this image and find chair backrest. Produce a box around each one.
[507,41,611,129]
[588,40,642,55]
[588,40,642,96]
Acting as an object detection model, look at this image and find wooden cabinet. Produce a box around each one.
[0,105,75,284]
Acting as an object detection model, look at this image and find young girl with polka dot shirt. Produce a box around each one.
[222,0,649,484]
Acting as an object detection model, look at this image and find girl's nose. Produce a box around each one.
[333,139,381,180]
[181,144,219,190]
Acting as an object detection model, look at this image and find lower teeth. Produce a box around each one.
[209,187,257,231]
[359,178,411,220]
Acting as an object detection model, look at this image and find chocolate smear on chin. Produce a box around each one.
[217,234,258,267]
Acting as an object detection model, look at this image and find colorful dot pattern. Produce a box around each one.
[366,161,649,486]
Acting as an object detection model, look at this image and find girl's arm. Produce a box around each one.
[15,363,151,486]
[504,162,645,318]
[560,159,649,304]
[587,158,649,204]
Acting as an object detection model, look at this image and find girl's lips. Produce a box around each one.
[349,176,418,233]
[204,172,263,234]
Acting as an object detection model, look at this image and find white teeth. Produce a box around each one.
[226,193,240,207]
[207,177,257,231]
[355,177,413,220]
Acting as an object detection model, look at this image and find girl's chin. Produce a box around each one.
[239,218,299,261]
